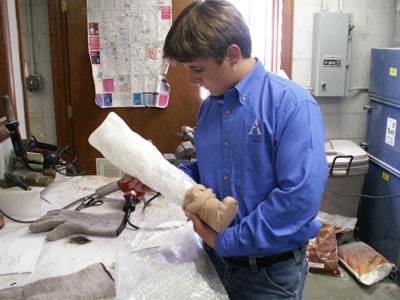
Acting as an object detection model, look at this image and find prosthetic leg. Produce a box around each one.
[88,112,237,232]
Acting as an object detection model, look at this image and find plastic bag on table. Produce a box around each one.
[116,221,228,300]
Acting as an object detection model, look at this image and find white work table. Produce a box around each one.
[0,175,228,299]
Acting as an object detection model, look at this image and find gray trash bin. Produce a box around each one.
[320,139,369,218]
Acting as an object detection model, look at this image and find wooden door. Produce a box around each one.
[49,0,201,175]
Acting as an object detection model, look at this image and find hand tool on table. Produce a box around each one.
[63,178,146,211]
[117,179,147,229]
[3,171,31,190]
[62,177,157,230]
[118,179,145,212]
[63,180,121,210]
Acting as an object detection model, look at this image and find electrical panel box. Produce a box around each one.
[311,12,353,97]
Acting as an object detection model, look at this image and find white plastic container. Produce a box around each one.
[0,186,43,217]
[320,140,369,218]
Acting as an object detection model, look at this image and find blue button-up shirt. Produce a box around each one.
[179,59,328,257]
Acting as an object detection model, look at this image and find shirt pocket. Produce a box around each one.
[232,141,275,210]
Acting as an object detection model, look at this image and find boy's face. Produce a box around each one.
[184,57,233,97]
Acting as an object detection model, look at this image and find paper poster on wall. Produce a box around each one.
[86,0,172,108]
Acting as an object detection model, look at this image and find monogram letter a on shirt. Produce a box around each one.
[248,118,262,135]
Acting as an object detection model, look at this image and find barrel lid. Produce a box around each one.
[325,140,369,176]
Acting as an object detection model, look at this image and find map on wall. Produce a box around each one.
[86,0,172,108]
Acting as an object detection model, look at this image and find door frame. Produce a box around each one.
[0,0,29,142]
[48,0,73,150]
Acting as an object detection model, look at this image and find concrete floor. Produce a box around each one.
[303,266,400,300]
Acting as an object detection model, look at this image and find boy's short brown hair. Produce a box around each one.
[163,0,252,65]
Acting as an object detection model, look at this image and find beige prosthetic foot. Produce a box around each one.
[184,184,238,233]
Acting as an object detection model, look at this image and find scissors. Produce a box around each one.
[74,196,104,211]
[63,180,120,211]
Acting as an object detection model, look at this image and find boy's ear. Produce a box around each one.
[226,44,241,62]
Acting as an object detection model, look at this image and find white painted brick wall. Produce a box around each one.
[293,0,396,145]
[20,0,56,145]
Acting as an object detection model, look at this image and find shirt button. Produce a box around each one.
[224,141,229,147]
[226,109,231,115]
[223,176,229,181]
[241,97,246,102]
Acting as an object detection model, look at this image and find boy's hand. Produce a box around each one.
[121,174,153,193]
[185,211,217,249]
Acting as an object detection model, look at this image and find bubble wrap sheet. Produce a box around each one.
[88,112,196,207]
[116,221,228,300]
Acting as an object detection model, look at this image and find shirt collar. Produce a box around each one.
[208,58,266,104]
[232,58,266,106]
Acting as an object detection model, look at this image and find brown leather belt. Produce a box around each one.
[222,244,305,268]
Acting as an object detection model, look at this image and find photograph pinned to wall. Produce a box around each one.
[88,22,99,36]
[90,51,100,64]
[86,0,172,108]
[132,93,143,106]
[155,75,170,108]
[95,93,113,107]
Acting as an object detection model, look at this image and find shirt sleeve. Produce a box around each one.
[177,161,200,183]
